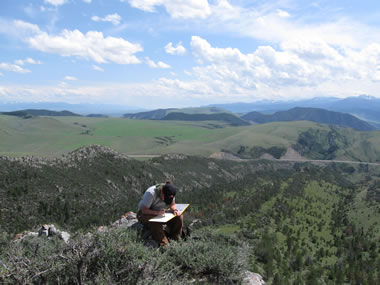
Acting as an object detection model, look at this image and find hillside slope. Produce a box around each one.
[123,107,227,120]
[0,145,289,234]
[162,112,251,126]
[1,146,379,284]
[211,95,380,127]
[1,115,380,162]
[1,109,81,117]
[242,107,375,131]
[123,108,175,119]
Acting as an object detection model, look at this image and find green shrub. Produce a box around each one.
[0,227,248,284]
[162,229,248,283]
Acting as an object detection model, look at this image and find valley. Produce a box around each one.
[1,115,380,163]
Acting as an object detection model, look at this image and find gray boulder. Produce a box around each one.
[242,271,265,285]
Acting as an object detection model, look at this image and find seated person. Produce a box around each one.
[137,182,183,246]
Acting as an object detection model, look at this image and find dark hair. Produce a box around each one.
[163,183,177,204]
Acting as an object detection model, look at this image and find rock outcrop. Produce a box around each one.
[242,271,266,285]
[13,224,70,243]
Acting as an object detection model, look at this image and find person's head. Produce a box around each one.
[162,183,177,204]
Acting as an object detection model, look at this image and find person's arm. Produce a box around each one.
[141,205,165,216]
[169,200,179,216]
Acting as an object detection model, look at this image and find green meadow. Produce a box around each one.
[1,115,380,161]
[0,115,300,157]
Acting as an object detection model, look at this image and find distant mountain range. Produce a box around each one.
[209,95,380,125]
[242,107,376,131]
[1,109,81,118]
[1,96,379,130]
[123,107,226,119]
[124,105,376,131]
[123,107,249,126]
[0,102,144,116]
[123,108,177,120]
[162,112,250,126]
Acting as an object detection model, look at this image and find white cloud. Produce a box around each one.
[83,0,92,3]
[276,9,290,18]
[0,63,31,73]
[14,58,42,65]
[27,29,143,64]
[92,65,104,72]
[10,20,41,35]
[212,2,380,51]
[125,0,211,19]
[145,57,171,68]
[175,35,380,102]
[165,42,186,55]
[64,76,78,81]
[92,13,122,25]
[44,0,67,6]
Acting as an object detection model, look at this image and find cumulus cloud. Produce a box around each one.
[125,0,211,19]
[27,29,143,64]
[165,42,186,55]
[92,65,104,72]
[64,76,77,81]
[145,57,171,68]
[158,35,380,102]
[44,0,67,6]
[205,1,380,51]
[91,13,121,25]
[14,58,42,65]
[0,63,31,73]
[15,20,41,32]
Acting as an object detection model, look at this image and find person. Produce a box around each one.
[137,181,183,246]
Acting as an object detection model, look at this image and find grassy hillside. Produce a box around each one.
[1,115,380,162]
[1,109,81,117]
[162,112,250,126]
[242,107,376,131]
[123,106,228,119]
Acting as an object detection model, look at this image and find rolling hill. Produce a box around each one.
[0,102,144,116]
[123,106,228,120]
[123,108,176,119]
[210,95,380,126]
[0,115,380,162]
[241,107,376,131]
[1,109,81,118]
[162,112,250,126]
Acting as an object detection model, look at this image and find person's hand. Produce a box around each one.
[173,209,179,216]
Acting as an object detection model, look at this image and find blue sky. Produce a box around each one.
[1,0,380,108]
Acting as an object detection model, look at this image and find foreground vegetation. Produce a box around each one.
[1,145,379,284]
[182,164,380,284]
[0,227,248,284]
